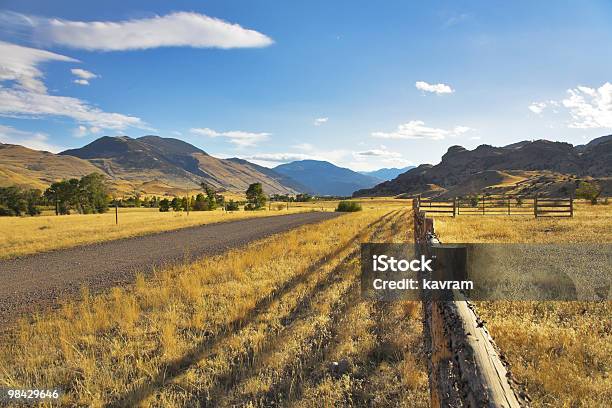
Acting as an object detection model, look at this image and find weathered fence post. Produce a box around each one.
[414,209,528,408]
[115,202,118,225]
[570,195,574,217]
[534,194,538,218]
[482,195,486,215]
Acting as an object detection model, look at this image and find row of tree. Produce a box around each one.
[1,173,109,216]
[1,177,273,217]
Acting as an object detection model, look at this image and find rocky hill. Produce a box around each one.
[354,136,612,197]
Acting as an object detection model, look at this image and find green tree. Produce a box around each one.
[159,198,170,212]
[45,179,78,215]
[78,173,109,214]
[170,197,181,211]
[0,186,26,216]
[200,182,218,210]
[192,193,208,211]
[245,183,266,210]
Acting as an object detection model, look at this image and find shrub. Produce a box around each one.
[225,200,240,211]
[575,181,600,204]
[336,201,362,212]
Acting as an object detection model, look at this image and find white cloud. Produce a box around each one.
[314,117,328,126]
[562,82,612,129]
[0,124,64,152]
[415,81,454,94]
[0,40,77,93]
[243,152,312,162]
[528,102,547,114]
[0,41,150,131]
[71,68,97,79]
[71,68,97,85]
[356,148,401,158]
[6,11,273,51]
[372,120,471,140]
[190,127,270,147]
[171,130,183,136]
[73,125,101,138]
[0,87,149,130]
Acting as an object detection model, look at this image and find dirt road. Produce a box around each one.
[0,212,340,327]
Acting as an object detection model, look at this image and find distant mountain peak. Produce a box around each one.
[274,160,380,196]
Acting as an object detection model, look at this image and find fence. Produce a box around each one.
[413,206,529,407]
[416,195,573,218]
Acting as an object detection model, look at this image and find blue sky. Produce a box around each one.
[0,0,611,171]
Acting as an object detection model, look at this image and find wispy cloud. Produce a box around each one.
[529,82,612,129]
[562,83,612,128]
[0,40,77,93]
[243,152,312,162]
[372,120,471,140]
[528,101,547,114]
[73,125,101,138]
[0,124,64,152]
[355,148,401,158]
[190,127,270,147]
[415,81,454,94]
[3,11,273,51]
[0,41,150,131]
[0,87,149,130]
[71,68,98,85]
[313,117,328,126]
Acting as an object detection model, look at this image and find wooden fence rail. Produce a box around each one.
[416,195,573,218]
[413,204,529,407]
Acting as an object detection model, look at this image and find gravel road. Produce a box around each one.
[0,212,340,327]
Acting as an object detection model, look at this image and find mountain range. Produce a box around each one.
[354,135,612,198]
[0,135,385,197]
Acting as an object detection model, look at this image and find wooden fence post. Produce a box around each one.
[534,195,538,218]
[453,197,457,217]
[570,195,574,217]
[115,203,118,225]
[481,196,485,215]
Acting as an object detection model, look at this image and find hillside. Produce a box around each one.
[274,160,380,196]
[360,166,415,181]
[354,136,612,197]
[59,136,301,195]
[0,136,301,195]
[0,143,103,190]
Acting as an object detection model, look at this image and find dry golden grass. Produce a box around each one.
[0,207,312,259]
[0,198,409,259]
[434,201,612,407]
[0,205,428,407]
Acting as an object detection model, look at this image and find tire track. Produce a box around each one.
[111,210,399,407]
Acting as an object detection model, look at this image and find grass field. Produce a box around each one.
[0,198,409,259]
[0,205,428,407]
[435,202,612,407]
